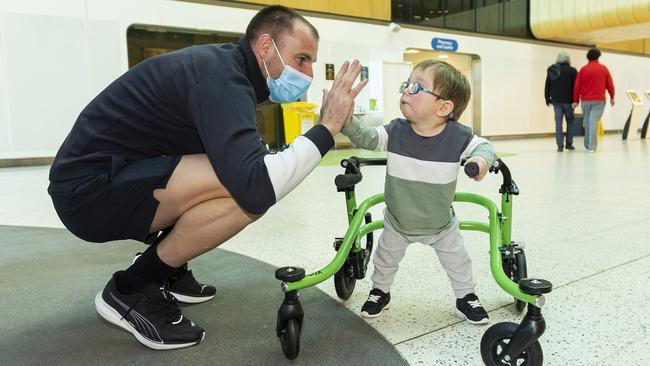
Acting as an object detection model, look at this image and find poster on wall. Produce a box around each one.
[360,66,369,82]
[325,63,335,80]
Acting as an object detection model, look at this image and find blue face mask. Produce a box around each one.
[263,39,312,103]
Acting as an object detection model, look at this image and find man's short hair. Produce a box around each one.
[246,5,319,45]
[587,48,601,61]
[414,60,471,120]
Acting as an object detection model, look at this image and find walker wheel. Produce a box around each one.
[502,249,528,312]
[481,322,543,365]
[514,251,528,311]
[334,261,356,300]
[279,318,300,360]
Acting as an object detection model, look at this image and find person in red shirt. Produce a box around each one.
[572,48,615,152]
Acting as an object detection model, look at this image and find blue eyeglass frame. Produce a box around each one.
[399,81,446,100]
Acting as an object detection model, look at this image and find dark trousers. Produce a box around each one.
[552,102,575,148]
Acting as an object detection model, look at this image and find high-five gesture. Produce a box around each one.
[320,60,368,136]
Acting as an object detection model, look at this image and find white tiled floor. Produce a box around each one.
[1,135,649,365]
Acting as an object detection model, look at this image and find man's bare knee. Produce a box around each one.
[159,154,231,206]
[150,154,233,230]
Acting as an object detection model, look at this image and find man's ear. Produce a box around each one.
[256,33,273,59]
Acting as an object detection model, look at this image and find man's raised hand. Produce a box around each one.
[320,60,368,136]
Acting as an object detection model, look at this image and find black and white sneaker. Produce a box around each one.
[455,293,489,325]
[132,253,216,304]
[361,289,391,318]
[167,263,216,304]
[95,272,206,350]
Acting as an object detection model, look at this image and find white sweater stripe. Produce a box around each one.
[386,152,460,185]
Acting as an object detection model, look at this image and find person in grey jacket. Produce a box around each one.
[545,51,577,152]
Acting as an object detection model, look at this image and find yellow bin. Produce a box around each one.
[281,102,318,144]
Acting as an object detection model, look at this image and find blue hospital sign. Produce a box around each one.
[431,38,458,52]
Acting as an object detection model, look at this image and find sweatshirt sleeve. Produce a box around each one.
[570,67,577,94]
[341,116,389,151]
[461,135,496,166]
[188,62,333,215]
[544,73,551,104]
[605,66,615,100]
[573,69,582,103]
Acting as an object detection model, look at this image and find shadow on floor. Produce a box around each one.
[0,225,407,365]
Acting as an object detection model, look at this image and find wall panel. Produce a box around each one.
[1,12,91,156]
[0,18,10,156]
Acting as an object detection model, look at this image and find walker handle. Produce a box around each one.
[334,173,362,190]
[461,160,480,178]
[334,157,386,190]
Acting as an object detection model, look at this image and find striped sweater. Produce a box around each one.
[342,117,496,235]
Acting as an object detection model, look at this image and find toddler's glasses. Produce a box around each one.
[399,81,445,100]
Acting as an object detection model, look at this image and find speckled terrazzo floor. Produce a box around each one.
[1,135,649,365]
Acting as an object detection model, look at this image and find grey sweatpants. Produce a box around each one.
[371,213,476,299]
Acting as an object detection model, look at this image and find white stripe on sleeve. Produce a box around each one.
[461,135,488,160]
[375,126,389,151]
[263,135,322,201]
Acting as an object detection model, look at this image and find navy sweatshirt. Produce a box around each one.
[49,37,334,214]
[544,62,577,105]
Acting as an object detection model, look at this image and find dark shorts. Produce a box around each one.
[48,155,181,243]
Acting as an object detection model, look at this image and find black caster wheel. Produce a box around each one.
[279,318,300,360]
[481,322,543,366]
[333,212,374,300]
[513,251,527,312]
[502,249,528,312]
[334,261,356,300]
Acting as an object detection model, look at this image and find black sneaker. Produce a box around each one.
[455,293,489,325]
[566,144,575,150]
[556,147,564,152]
[167,263,216,304]
[361,289,391,318]
[133,253,216,304]
[95,272,206,350]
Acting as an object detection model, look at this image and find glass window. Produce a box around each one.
[390,0,530,39]
[391,0,410,23]
[126,25,240,68]
[503,0,529,38]
[445,0,475,31]
[475,0,503,35]
[420,0,445,28]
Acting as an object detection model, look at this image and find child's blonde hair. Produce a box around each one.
[414,60,471,120]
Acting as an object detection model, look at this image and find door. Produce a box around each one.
[382,61,412,123]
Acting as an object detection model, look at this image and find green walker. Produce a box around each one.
[274,157,552,365]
